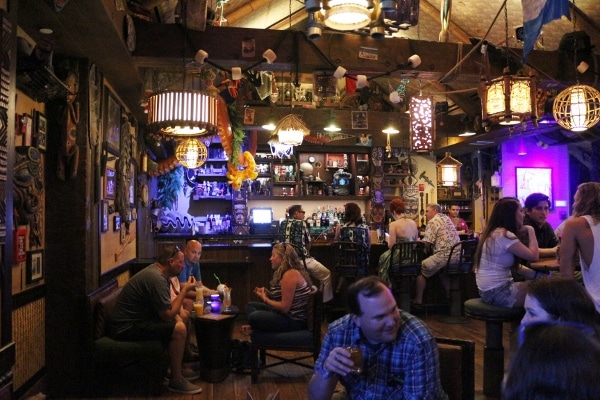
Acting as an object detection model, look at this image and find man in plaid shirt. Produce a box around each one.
[308,276,447,400]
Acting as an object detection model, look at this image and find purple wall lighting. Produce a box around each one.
[501,136,570,229]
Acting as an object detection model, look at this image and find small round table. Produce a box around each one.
[192,306,239,382]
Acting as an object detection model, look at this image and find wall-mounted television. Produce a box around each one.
[516,167,552,208]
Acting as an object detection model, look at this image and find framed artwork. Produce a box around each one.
[105,92,121,154]
[36,111,47,151]
[104,167,117,199]
[14,228,27,263]
[27,250,44,283]
[351,111,368,129]
[244,108,255,124]
[516,167,553,209]
[113,215,121,231]
[129,164,136,205]
[101,200,109,232]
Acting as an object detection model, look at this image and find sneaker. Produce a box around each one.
[165,367,200,381]
[168,378,203,395]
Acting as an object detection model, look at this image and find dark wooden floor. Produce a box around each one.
[24,306,515,400]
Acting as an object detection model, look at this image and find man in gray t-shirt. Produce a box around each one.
[110,245,203,395]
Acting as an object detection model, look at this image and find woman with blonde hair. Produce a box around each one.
[243,243,313,334]
[560,182,600,312]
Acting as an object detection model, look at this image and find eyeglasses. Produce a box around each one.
[518,321,597,347]
[170,246,181,259]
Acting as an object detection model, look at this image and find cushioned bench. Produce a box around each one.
[89,281,167,397]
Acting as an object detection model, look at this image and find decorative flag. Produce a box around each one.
[522,0,571,64]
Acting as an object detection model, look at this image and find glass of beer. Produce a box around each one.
[223,288,232,312]
[347,347,363,373]
[193,300,204,316]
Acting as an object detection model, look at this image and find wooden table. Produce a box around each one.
[529,257,560,272]
[193,307,239,382]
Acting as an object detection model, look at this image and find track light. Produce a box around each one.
[324,110,341,132]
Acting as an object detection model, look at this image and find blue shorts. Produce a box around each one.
[480,281,519,308]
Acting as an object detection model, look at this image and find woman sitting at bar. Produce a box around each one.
[474,197,539,308]
[242,243,312,334]
[378,198,419,286]
[521,276,600,334]
[335,202,371,268]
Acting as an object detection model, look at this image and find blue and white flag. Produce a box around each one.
[522,0,571,64]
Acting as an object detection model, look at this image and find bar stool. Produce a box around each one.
[464,298,524,398]
[437,239,478,324]
[389,241,426,313]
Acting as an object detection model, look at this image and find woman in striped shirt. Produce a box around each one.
[243,243,313,334]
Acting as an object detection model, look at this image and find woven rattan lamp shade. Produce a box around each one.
[175,138,208,168]
[552,84,600,132]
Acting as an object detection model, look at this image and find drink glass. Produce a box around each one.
[223,288,232,312]
[193,300,204,316]
[346,347,363,373]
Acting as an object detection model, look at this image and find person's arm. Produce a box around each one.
[257,270,299,313]
[308,367,340,400]
[538,246,557,258]
[334,224,341,242]
[388,221,397,249]
[560,218,580,278]
[159,277,196,321]
[508,225,539,262]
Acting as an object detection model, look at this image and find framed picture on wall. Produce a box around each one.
[27,250,44,283]
[351,111,368,129]
[105,92,121,154]
[14,228,27,263]
[516,167,553,209]
[35,111,47,151]
[101,200,109,232]
[104,167,117,199]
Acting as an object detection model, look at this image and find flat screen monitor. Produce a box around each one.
[251,208,273,224]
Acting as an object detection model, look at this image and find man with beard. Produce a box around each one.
[307,276,447,400]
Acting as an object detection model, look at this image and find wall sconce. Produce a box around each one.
[490,170,502,188]
[261,109,278,130]
[517,138,527,155]
[410,95,435,153]
[382,116,399,158]
[437,152,462,187]
[323,109,341,132]
[175,137,208,168]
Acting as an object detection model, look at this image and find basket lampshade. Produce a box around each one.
[175,138,208,168]
[552,84,600,132]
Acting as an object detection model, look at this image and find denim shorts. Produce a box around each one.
[479,280,517,308]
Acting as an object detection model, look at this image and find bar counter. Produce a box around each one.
[154,234,388,311]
